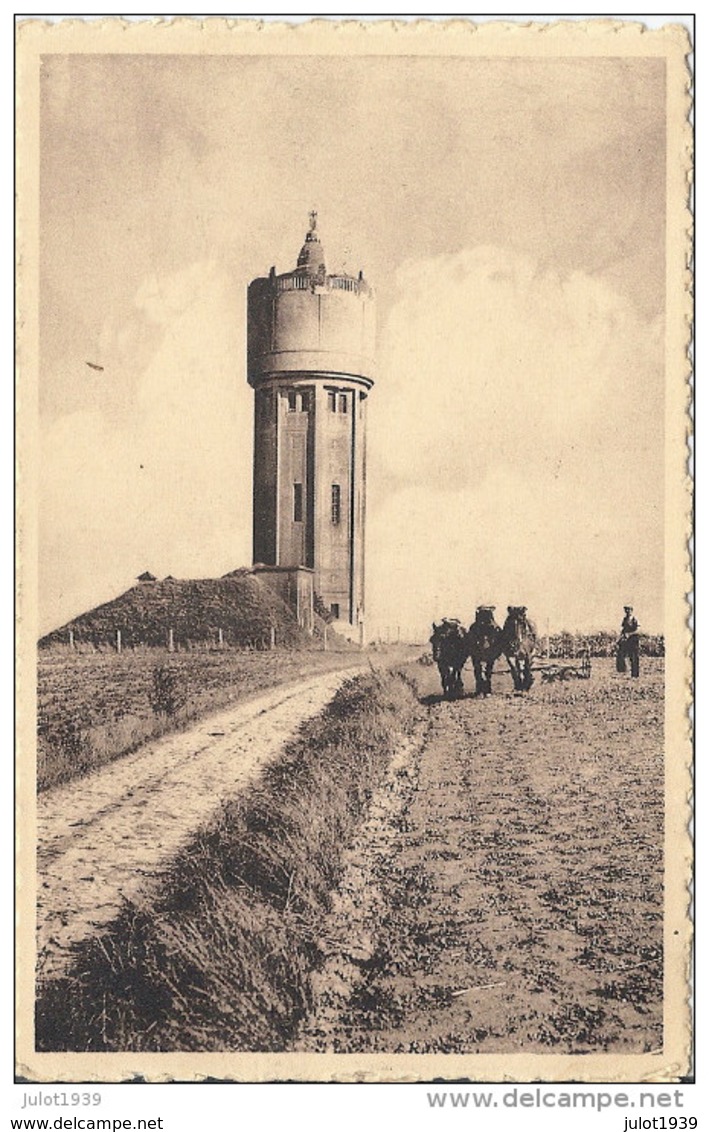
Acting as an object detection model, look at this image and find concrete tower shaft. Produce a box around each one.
[247,217,375,632]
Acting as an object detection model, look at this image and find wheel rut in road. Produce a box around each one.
[36,667,362,981]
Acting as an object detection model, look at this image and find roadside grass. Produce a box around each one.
[36,646,365,793]
[35,668,418,1052]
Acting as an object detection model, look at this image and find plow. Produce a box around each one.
[470,651,592,685]
[420,650,593,686]
[535,649,592,682]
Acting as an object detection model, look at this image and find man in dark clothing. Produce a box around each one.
[617,605,640,677]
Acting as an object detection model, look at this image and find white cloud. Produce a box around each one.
[367,248,664,636]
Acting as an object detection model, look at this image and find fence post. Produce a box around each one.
[168,627,174,653]
[270,626,276,650]
[68,629,74,650]
[116,628,122,654]
[218,627,224,649]
[323,626,328,651]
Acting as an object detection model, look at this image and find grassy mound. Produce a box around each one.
[39,573,304,651]
[35,668,418,1052]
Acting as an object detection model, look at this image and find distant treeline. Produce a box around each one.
[544,631,664,658]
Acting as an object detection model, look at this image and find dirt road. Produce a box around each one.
[36,667,362,980]
[300,660,664,1055]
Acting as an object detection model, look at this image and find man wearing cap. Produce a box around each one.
[617,605,640,677]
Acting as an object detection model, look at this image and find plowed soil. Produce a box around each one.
[299,659,664,1055]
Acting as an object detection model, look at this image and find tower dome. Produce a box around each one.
[296,210,326,275]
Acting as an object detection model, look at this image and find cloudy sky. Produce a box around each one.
[39,49,666,637]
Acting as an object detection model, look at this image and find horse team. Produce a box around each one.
[430,605,537,699]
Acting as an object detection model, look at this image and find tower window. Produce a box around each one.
[339,393,348,413]
[331,483,341,525]
[330,603,340,619]
[327,390,337,412]
[286,390,310,412]
[293,482,303,523]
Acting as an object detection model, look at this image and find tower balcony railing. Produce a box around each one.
[273,272,372,298]
[274,273,309,292]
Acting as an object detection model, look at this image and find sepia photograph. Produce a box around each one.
[16,16,692,1085]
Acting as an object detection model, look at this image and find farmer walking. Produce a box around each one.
[616,605,640,677]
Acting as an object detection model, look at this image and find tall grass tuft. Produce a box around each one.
[35,668,418,1052]
[148,664,184,718]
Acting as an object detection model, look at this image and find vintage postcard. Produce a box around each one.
[16,17,693,1084]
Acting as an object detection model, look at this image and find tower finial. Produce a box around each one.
[297,211,325,272]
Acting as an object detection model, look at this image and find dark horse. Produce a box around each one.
[430,619,468,699]
[501,606,537,692]
[466,605,504,695]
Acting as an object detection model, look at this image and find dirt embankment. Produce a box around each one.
[298,660,664,1055]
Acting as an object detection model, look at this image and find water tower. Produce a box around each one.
[247,214,375,638]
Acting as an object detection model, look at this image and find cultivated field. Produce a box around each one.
[299,658,664,1055]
